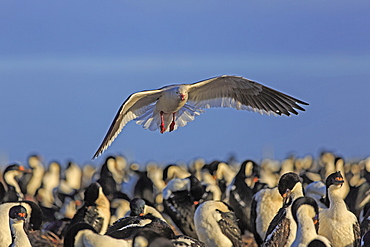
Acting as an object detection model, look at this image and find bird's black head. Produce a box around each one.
[308,239,329,247]
[188,175,205,201]
[130,198,146,216]
[238,159,259,178]
[4,163,25,173]
[207,160,221,175]
[278,172,301,196]
[325,171,344,188]
[84,182,101,205]
[334,156,344,165]
[9,205,28,221]
[100,156,116,175]
[3,163,31,181]
[291,196,319,229]
[162,164,175,183]
[64,222,97,247]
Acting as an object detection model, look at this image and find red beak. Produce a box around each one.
[180,93,185,101]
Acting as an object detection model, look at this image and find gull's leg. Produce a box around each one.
[160,111,166,133]
[169,112,176,132]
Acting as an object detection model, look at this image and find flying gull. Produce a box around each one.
[93,75,308,159]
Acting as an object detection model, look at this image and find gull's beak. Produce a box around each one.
[180,93,185,101]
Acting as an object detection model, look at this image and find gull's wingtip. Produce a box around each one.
[92,146,106,160]
[92,151,100,160]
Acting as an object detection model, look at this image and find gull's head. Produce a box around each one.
[176,85,188,101]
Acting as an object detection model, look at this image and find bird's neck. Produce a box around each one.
[215,163,235,184]
[293,209,318,246]
[291,183,304,201]
[4,173,23,199]
[9,221,31,247]
[327,187,347,218]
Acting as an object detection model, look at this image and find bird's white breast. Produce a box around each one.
[156,88,187,114]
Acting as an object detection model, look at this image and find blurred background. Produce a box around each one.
[1,1,370,167]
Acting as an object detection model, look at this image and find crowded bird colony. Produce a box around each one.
[1,152,369,247]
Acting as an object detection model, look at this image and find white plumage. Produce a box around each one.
[0,201,42,247]
[262,172,304,247]
[8,205,32,247]
[93,75,308,159]
[318,171,361,247]
[194,200,243,247]
[64,222,132,247]
[291,196,331,247]
[251,187,283,244]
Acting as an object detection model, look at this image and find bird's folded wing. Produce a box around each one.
[187,75,308,116]
[216,209,243,247]
[93,89,163,159]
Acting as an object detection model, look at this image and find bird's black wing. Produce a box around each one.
[263,208,289,247]
[228,175,254,232]
[353,221,361,247]
[163,190,197,238]
[216,209,243,247]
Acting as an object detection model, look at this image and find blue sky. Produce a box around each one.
[1,1,370,168]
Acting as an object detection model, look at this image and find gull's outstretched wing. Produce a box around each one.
[93,89,163,159]
[187,75,308,116]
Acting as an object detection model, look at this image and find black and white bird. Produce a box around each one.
[2,164,31,202]
[133,170,155,206]
[162,164,191,184]
[105,214,175,240]
[96,156,122,202]
[126,198,165,221]
[262,172,304,247]
[92,75,308,158]
[204,161,236,196]
[194,200,243,247]
[0,200,43,247]
[68,182,111,235]
[251,187,283,246]
[64,222,132,247]
[291,196,331,247]
[318,171,361,247]
[23,154,45,197]
[162,175,205,238]
[226,159,265,233]
[8,205,32,247]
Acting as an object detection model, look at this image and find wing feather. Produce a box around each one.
[216,209,243,247]
[263,209,290,247]
[93,89,163,159]
[187,75,308,116]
